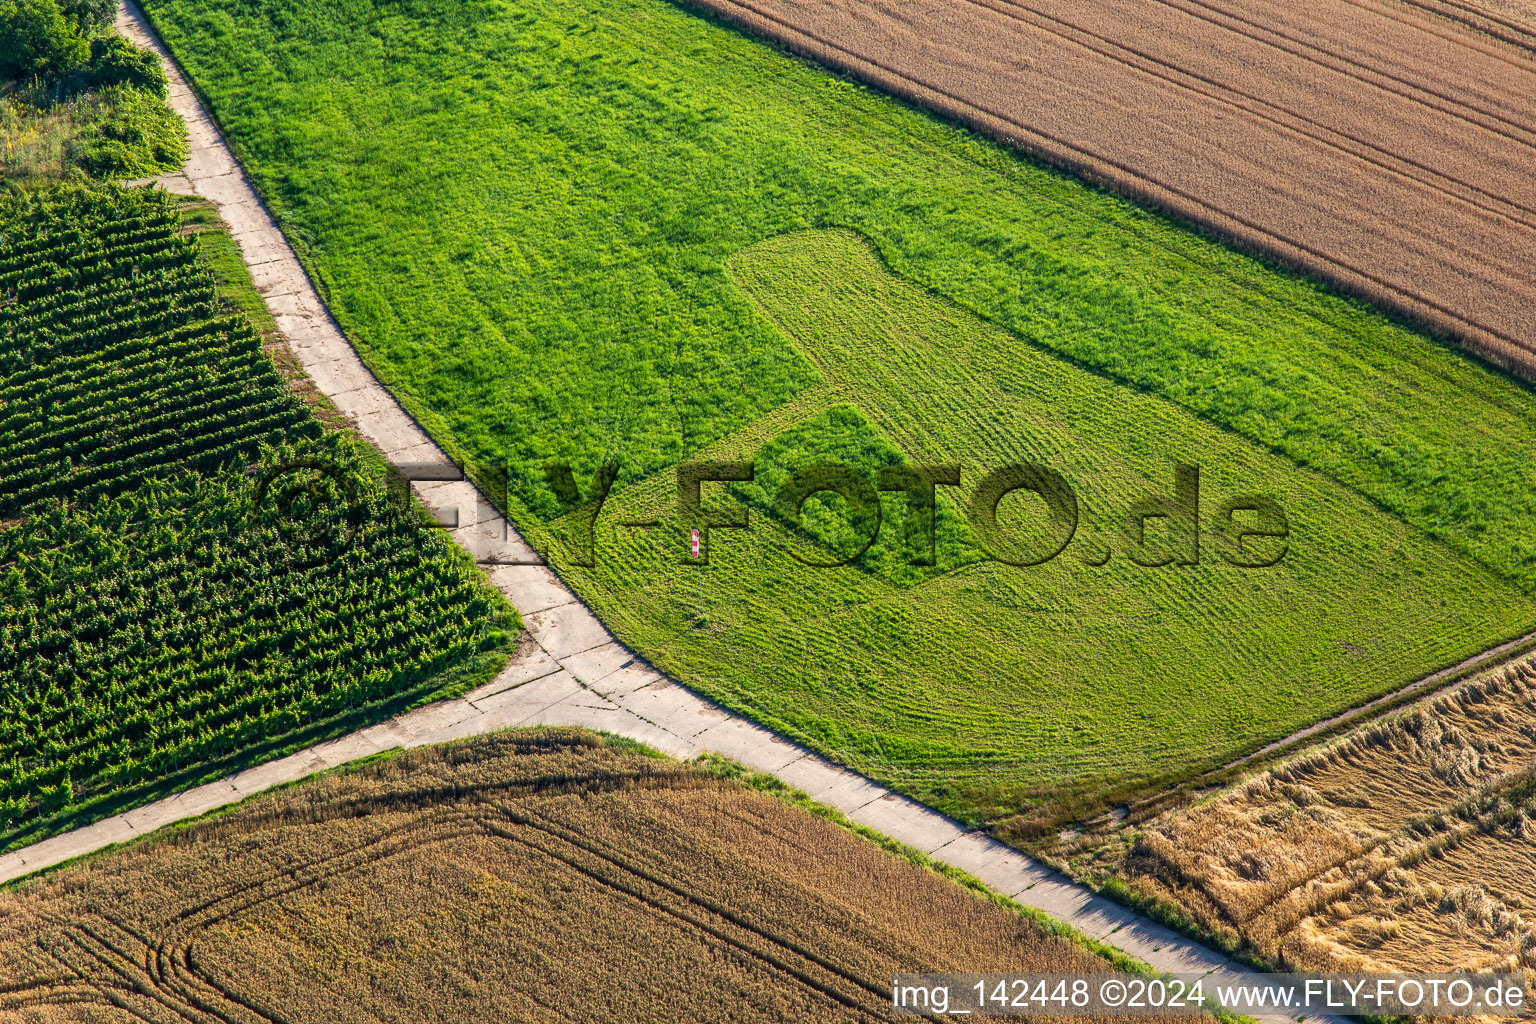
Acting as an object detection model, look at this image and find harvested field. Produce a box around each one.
[1287,821,1536,973]
[0,730,1182,1023]
[683,0,1536,374]
[1101,655,1536,974]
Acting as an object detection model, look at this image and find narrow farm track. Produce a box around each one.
[679,0,1536,377]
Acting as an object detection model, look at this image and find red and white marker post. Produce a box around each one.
[689,528,701,559]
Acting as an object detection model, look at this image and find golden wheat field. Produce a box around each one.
[0,730,1184,1024]
[1102,656,1536,978]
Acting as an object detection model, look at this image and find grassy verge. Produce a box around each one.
[1,0,187,187]
[180,195,279,333]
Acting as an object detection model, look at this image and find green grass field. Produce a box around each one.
[137,0,1536,829]
[553,232,1536,825]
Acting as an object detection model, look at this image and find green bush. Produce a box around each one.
[89,36,167,95]
[0,0,88,84]
[68,83,186,176]
[60,0,116,33]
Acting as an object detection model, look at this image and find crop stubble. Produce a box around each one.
[0,731,1183,1023]
[681,0,1536,375]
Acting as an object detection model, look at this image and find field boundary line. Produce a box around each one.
[1222,626,1536,770]
[681,0,1536,378]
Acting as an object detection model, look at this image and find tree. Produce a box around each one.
[0,0,88,84]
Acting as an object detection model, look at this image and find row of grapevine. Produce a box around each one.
[0,183,515,850]
[0,187,310,522]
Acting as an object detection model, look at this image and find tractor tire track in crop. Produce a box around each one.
[975,0,1536,229]
[6,768,911,1023]
[1154,0,1536,136]
[1357,0,1536,60]
[477,811,900,1018]
[167,770,682,933]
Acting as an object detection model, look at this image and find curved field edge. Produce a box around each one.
[0,188,521,854]
[130,0,1536,824]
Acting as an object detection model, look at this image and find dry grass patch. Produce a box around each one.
[1114,657,1536,969]
[1283,816,1536,975]
[0,730,1188,1023]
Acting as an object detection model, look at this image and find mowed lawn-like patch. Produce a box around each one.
[558,232,1536,825]
[0,730,1198,1024]
[138,0,1536,826]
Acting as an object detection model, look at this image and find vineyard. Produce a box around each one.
[134,0,1536,832]
[0,183,516,851]
[0,188,315,514]
[0,730,1189,1023]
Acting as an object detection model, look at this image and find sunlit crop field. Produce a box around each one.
[0,730,1191,1023]
[1112,656,1536,973]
